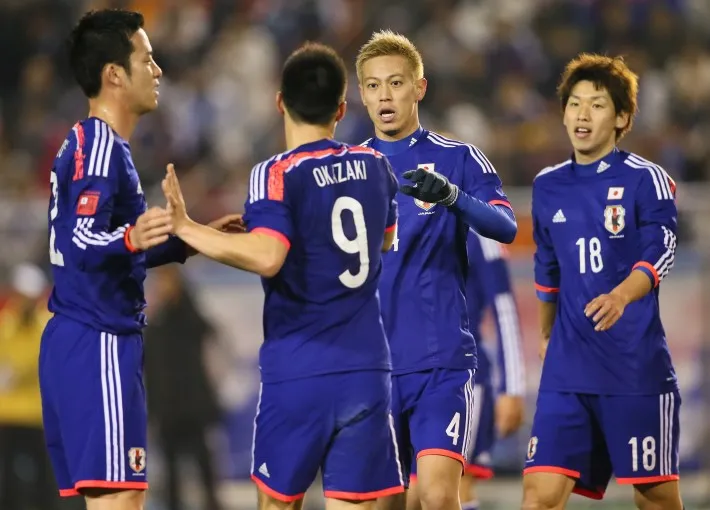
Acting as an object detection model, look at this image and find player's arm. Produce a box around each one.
[67,138,170,271]
[382,158,399,252]
[531,183,560,358]
[143,236,188,268]
[585,168,678,330]
[163,164,290,277]
[400,147,517,243]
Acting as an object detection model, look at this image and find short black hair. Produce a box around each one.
[280,42,347,126]
[68,9,145,98]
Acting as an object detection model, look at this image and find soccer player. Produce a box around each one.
[40,10,238,510]
[522,54,683,510]
[161,42,404,510]
[457,232,526,510]
[356,31,517,510]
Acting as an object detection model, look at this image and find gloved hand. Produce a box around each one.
[400,168,459,207]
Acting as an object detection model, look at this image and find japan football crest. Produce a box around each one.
[414,163,435,211]
[128,447,146,474]
[604,205,626,235]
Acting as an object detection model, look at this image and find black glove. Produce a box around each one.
[400,168,459,207]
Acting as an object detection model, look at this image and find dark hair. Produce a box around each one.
[557,53,639,140]
[280,42,347,126]
[68,9,145,98]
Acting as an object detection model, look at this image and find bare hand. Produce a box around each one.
[161,163,189,232]
[130,207,172,250]
[495,395,525,437]
[208,213,246,233]
[585,293,626,331]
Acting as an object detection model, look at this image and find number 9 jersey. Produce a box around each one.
[243,138,398,383]
[532,148,678,395]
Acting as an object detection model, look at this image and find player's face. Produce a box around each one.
[125,29,162,115]
[359,55,426,141]
[563,80,629,163]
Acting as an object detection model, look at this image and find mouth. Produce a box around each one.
[574,127,591,139]
[378,108,396,123]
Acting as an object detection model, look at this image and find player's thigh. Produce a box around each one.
[323,370,404,501]
[633,480,683,510]
[257,489,305,510]
[84,488,146,510]
[464,382,495,480]
[523,392,610,505]
[252,377,333,502]
[42,320,149,495]
[601,391,681,489]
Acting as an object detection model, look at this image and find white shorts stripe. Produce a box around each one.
[106,333,119,481]
[250,383,263,475]
[388,413,405,485]
[100,333,111,481]
[111,334,126,481]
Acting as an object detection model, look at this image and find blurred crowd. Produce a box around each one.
[0,0,709,225]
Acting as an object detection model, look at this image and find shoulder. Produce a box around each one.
[424,130,496,173]
[619,151,676,199]
[346,144,385,159]
[534,159,572,184]
[69,119,127,181]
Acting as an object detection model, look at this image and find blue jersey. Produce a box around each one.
[47,118,187,335]
[243,138,398,383]
[533,149,678,395]
[362,127,512,374]
[466,232,525,395]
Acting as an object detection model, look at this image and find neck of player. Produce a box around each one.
[574,137,617,165]
[285,118,335,150]
[88,98,140,141]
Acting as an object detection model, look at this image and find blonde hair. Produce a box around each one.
[356,30,424,83]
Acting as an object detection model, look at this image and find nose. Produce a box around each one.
[577,103,590,121]
[154,62,163,79]
[379,84,392,101]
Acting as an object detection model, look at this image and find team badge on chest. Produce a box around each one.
[413,163,436,211]
[604,205,626,235]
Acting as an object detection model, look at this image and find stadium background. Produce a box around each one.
[0,0,709,508]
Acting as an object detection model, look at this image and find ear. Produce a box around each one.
[615,110,630,132]
[335,101,347,122]
[415,77,428,102]
[103,63,125,89]
[276,91,285,116]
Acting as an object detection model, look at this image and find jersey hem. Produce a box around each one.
[391,362,476,376]
[537,385,679,395]
[50,311,144,336]
[259,365,391,384]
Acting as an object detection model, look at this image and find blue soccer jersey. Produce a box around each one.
[532,148,678,395]
[243,138,399,383]
[362,127,513,374]
[47,118,187,334]
[466,232,525,395]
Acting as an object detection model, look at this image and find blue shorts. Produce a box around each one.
[392,368,475,484]
[410,379,494,480]
[524,391,681,500]
[250,370,404,502]
[39,315,148,497]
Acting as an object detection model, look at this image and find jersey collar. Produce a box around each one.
[571,147,621,177]
[370,126,425,156]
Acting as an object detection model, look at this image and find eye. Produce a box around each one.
[592,104,604,109]
[568,101,579,107]
[391,80,402,86]
[367,83,378,89]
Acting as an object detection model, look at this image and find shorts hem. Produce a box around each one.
[324,485,404,500]
[572,487,605,500]
[417,448,466,467]
[616,474,679,485]
[251,474,305,502]
[60,480,149,497]
[523,465,581,479]
[465,464,494,479]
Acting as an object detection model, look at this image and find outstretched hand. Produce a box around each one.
[162,164,190,233]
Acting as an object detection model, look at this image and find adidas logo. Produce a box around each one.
[409,137,417,146]
[552,210,566,223]
[597,161,610,173]
[258,463,270,478]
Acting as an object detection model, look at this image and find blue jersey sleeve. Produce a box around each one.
[66,129,133,271]
[631,167,678,287]
[145,236,188,268]
[532,181,560,302]
[477,237,525,395]
[243,159,294,246]
[384,157,398,231]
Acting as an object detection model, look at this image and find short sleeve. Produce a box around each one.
[243,158,294,247]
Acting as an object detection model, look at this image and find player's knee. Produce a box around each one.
[521,475,567,510]
[418,483,458,510]
[633,482,683,510]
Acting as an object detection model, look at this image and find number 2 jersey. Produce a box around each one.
[362,127,513,375]
[47,117,187,335]
[533,148,678,395]
[243,138,399,383]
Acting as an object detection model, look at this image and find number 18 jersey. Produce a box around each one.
[243,138,399,383]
